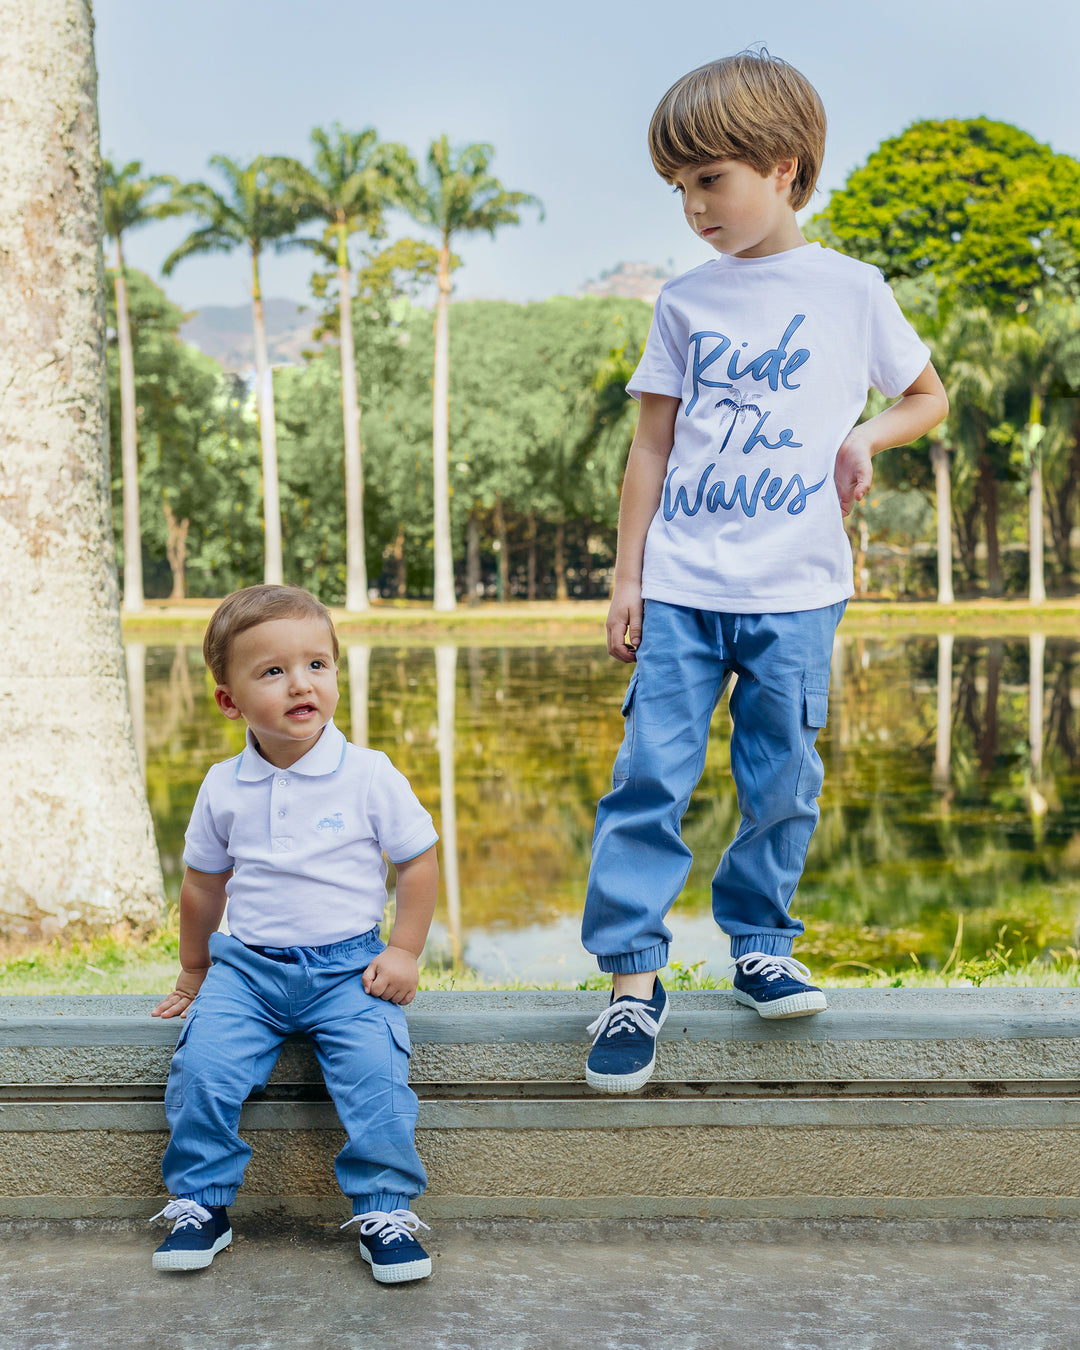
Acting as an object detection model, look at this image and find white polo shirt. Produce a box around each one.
[183,722,438,947]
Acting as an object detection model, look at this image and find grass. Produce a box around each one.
[2,922,1078,997]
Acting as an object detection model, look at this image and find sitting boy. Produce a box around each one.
[151,584,439,1283]
[583,50,948,1091]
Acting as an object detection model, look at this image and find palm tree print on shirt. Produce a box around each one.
[714,388,764,453]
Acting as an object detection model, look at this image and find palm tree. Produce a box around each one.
[102,160,181,613]
[0,0,164,932]
[270,127,410,611]
[163,157,306,585]
[402,138,541,610]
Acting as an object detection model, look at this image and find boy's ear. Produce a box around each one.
[773,157,799,196]
[214,685,244,721]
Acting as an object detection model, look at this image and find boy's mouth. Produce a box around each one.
[286,703,317,719]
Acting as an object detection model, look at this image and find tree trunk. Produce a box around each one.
[494,492,508,603]
[113,241,144,613]
[526,509,537,600]
[955,495,980,590]
[1045,432,1079,588]
[554,517,568,601]
[431,236,455,610]
[930,441,954,604]
[338,251,368,612]
[0,0,163,934]
[393,524,407,598]
[162,494,189,600]
[1028,394,1046,605]
[435,644,462,962]
[251,254,283,586]
[465,508,481,606]
[978,451,1002,597]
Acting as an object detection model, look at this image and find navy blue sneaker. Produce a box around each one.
[585,977,668,1092]
[344,1209,432,1284]
[151,1199,232,1270]
[732,953,827,1019]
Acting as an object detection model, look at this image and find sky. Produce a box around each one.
[94,0,1080,313]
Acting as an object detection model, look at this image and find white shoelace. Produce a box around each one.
[735,953,814,984]
[586,997,662,1045]
[150,1199,213,1232]
[340,1209,431,1245]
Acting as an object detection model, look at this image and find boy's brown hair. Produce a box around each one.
[203,584,339,685]
[648,50,826,211]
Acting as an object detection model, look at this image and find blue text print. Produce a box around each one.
[317,812,345,833]
[663,463,827,519]
[685,316,810,415]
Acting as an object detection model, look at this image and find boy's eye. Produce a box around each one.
[262,666,282,677]
[310,660,326,670]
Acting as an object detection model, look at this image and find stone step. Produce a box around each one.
[3,991,1080,1219]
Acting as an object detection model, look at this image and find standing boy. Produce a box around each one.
[583,51,948,1092]
[151,585,439,1282]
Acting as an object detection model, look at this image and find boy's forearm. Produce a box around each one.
[613,445,670,584]
[178,875,228,974]
[859,364,949,457]
[387,846,439,957]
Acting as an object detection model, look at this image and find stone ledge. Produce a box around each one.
[4,990,1080,1090]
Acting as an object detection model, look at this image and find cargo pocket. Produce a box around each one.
[164,1007,197,1110]
[386,1017,416,1116]
[795,680,830,797]
[611,672,639,783]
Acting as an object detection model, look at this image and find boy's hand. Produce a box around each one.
[152,968,207,1019]
[606,583,643,663]
[363,946,420,1005]
[833,427,875,516]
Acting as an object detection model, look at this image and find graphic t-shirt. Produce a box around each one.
[627,242,930,613]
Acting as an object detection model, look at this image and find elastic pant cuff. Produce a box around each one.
[351,1193,418,1216]
[181,1187,237,1208]
[596,943,668,975]
[729,933,795,960]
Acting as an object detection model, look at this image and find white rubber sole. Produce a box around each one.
[733,988,828,1019]
[584,1000,669,1093]
[152,1227,232,1270]
[360,1244,432,1283]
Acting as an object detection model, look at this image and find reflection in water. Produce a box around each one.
[347,644,370,750]
[436,644,463,964]
[132,632,1080,983]
[125,642,146,779]
[934,633,953,793]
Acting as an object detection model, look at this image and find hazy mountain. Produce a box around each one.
[179,299,322,374]
[575,261,672,304]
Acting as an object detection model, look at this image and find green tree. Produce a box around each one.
[104,270,263,599]
[814,119,1080,313]
[163,156,307,585]
[270,126,412,610]
[400,137,541,609]
[102,158,182,612]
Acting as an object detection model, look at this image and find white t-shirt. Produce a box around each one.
[183,722,438,947]
[627,242,930,613]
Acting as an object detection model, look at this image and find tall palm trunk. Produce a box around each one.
[0,0,163,933]
[338,237,368,611]
[431,237,455,611]
[113,237,144,612]
[250,250,283,586]
[930,442,954,604]
[1028,394,1046,605]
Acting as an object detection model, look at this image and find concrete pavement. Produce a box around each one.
[3,1217,1080,1350]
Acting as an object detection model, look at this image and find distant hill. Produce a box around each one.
[575,261,672,304]
[179,299,322,374]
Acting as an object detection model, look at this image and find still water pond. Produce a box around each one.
[127,632,1080,985]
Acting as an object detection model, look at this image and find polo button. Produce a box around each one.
[278,810,286,819]
[278,779,288,787]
